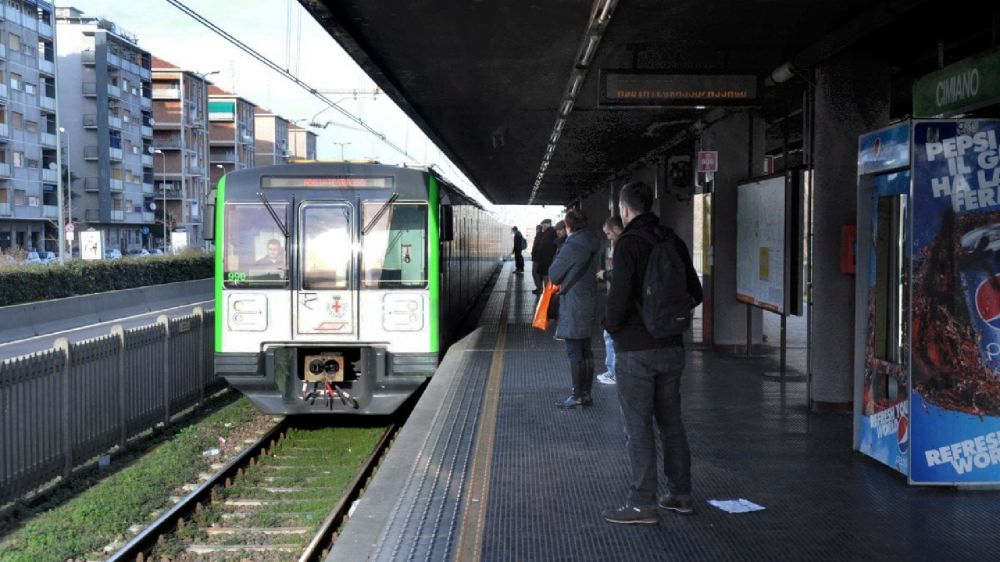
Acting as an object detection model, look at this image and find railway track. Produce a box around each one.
[109,420,396,562]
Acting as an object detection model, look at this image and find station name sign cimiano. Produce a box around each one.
[600,71,758,107]
[913,49,1000,117]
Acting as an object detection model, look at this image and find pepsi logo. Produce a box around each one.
[975,275,1000,328]
[897,415,909,453]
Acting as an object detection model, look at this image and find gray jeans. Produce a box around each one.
[615,346,690,507]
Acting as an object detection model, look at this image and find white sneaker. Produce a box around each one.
[596,372,616,385]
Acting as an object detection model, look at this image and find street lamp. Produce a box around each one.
[152,148,166,243]
[332,142,351,161]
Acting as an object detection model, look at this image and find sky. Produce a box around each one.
[61,0,563,232]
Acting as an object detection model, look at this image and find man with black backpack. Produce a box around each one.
[511,226,526,274]
[602,181,703,525]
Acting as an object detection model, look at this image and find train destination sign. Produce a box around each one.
[262,177,394,188]
[600,71,758,106]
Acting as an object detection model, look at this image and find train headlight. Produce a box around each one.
[382,294,424,331]
[228,293,267,331]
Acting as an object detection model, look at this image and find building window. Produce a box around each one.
[14,190,26,206]
[12,152,23,168]
[10,73,21,91]
[8,34,20,52]
[11,113,22,129]
[24,83,36,96]
[26,158,38,169]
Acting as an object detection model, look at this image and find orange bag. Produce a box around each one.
[532,280,560,330]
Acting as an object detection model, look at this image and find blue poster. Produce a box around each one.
[909,119,1000,484]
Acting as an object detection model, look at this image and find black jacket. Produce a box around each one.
[512,230,526,254]
[605,213,702,352]
[532,227,558,271]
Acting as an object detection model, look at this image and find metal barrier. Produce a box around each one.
[0,309,217,505]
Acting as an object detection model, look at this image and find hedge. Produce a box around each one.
[0,254,213,307]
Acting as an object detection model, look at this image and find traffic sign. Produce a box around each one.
[697,151,718,173]
[65,222,75,232]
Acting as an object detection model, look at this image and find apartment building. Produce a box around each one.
[56,7,154,252]
[0,0,58,253]
[151,56,210,246]
[208,85,254,186]
[287,123,317,162]
[253,108,290,166]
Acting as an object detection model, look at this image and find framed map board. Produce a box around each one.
[736,173,801,314]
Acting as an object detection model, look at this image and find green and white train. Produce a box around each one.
[206,162,504,414]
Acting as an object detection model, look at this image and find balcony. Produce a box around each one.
[40,133,57,147]
[110,179,124,191]
[0,84,7,102]
[143,182,154,194]
[141,125,153,138]
[0,44,6,60]
[107,84,121,99]
[152,88,181,100]
[141,97,152,109]
[43,205,58,219]
[143,211,155,222]
[38,59,55,75]
[111,210,124,221]
[0,123,7,138]
[20,12,36,31]
[42,168,58,183]
[140,67,151,80]
[83,82,97,97]
[0,163,11,177]
[107,52,121,69]
[141,154,153,166]
[108,116,123,129]
[158,136,183,149]
[0,202,10,215]
[38,21,54,38]
[38,96,56,112]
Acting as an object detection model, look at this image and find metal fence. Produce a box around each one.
[0,309,219,505]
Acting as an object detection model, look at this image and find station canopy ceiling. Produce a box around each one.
[299,0,943,205]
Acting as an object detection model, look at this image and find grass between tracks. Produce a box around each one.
[0,397,263,562]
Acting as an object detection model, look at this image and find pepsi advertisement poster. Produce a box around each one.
[910,120,1000,484]
[859,170,910,475]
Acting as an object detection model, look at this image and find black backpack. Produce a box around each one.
[626,227,697,337]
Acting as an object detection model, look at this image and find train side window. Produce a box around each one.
[441,205,454,242]
[362,202,428,289]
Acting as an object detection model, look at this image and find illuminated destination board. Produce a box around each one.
[262,177,394,188]
[600,71,759,106]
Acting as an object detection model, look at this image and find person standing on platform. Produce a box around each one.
[511,226,526,274]
[531,219,557,294]
[603,181,702,525]
[547,209,602,409]
[596,216,623,385]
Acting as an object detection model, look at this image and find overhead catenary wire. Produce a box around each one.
[163,0,414,161]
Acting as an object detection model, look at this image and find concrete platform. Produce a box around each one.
[330,262,1000,561]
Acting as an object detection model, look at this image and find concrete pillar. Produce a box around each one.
[700,111,765,350]
[810,50,889,410]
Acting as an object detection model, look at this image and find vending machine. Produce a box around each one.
[854,119,1000,485]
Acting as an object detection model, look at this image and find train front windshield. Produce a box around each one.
[223,202,290,288]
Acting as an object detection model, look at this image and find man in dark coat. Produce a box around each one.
[602,181,703,525]
[511,226,526,274]
[547,209,602,408]
[531,219,557,294]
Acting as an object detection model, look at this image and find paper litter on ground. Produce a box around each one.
[708,498,766,513]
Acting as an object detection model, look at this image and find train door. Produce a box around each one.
[295,202,358,339]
